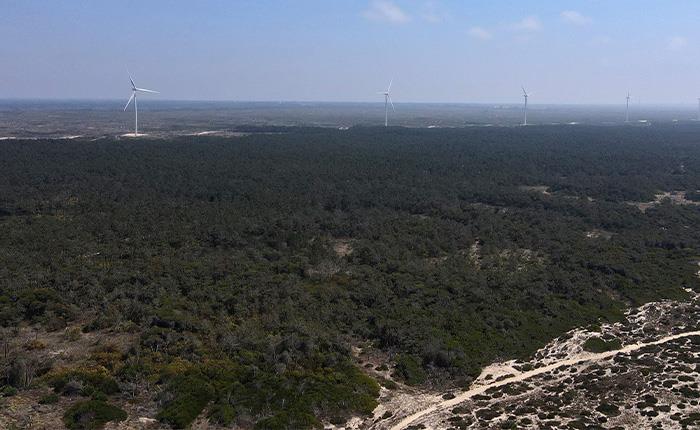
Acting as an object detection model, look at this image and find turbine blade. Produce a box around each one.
[522,86,527,95]
[389,96,395,112]
[127,69,136,90]
[388,79,393,92]
[135,88,159,94]
[124,92,135,111]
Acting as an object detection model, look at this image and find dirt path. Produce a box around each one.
[387,330,700,430]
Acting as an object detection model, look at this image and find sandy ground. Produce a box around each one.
[360,291,700,430]
[629,191,700,212]
[386,330,700,430]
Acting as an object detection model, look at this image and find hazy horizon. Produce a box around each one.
[4,1,700,105]
[1,99,700,109]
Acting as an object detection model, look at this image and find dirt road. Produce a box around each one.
[385,330,700,430]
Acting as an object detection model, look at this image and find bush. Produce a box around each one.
[582,337,622,353]
[39,393,60,404]
[596,402,620,416]
[377,376,398,390]
[254,410,320,430]
[25,339,46,350]
[64,326,82,341]
[63,400,127,429]
[208,402,237,426]
[7,357,51,389]
[1,385,18,397]
[156,373,214,428]
[393,355,427,385]
[47,367,120,396]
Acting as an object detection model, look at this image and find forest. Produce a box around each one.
[1,124,700,428]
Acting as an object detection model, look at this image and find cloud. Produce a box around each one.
[469,26,492,40]
[561,10,590,25]
[363,0,410,24]
[668,36,687,51]
[514,16,541,32]
[421,1,448,23]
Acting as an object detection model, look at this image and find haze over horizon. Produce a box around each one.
[3,0,700,105]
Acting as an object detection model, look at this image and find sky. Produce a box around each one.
[2,0,700,104]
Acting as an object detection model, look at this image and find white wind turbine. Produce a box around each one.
[521,86,532,126]
[378,79,395,127]
[124,72,159,136]
[625,92,631,123]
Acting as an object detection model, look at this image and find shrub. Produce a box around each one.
[582,337,622,353]
[89,344,122,371]
[377,377,398,390]
[63,400,127,429]
[25,339,46,350]
[47,367,120,396]
[596,402,620,416]
[39,393,60,404]
[8,357,51,388]
[64,327,82,341]
[254,410,320,430]
[156,373,214,428]
[0,295,20,326]
[1,385,18,397]
[208,402,237,426]
[393,355,427,385]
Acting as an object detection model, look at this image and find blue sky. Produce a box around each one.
[2,0,700,104]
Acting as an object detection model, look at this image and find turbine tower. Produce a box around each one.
[124,72,159,136]
[625,92,631,123]
[521,86,530,126]
[378,79,395,127]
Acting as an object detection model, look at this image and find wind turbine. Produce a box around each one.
[625,92,631,123]
[521,86,531,126]
[378,79,395,127]
[124,72,159,136]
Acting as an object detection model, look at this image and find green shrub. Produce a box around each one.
[208,402,237,426]
[157,373,214,428]
[377,377,398,390]
[64,326,82,341]
[39,393,60,404]
[582,337,622,353]
[47,367,120,396]
[63,400,127,429]
[254,410,321,430]
[596,402,620,416]
[154,359,379,429]
[1,385,18,397]
[0,295,20,326]
[393,355,427,385]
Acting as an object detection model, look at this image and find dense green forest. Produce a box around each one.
[1,125,700,428]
